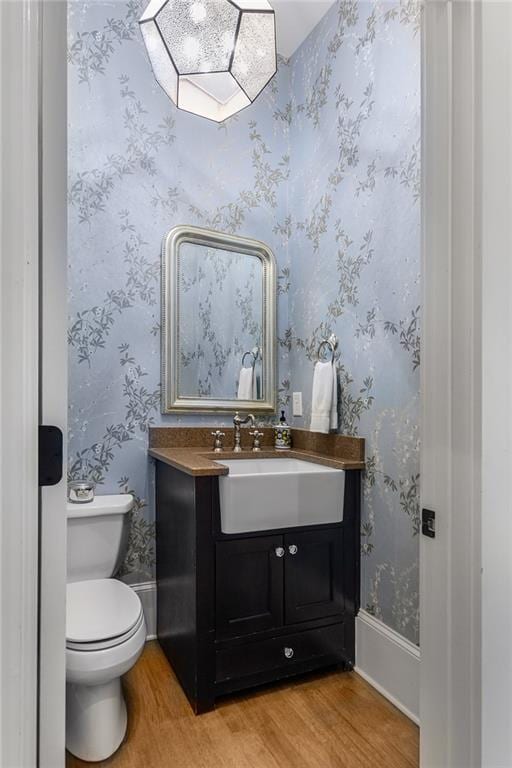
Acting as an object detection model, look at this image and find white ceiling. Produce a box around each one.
[272,0,337,59]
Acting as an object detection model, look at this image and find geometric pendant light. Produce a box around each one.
[139,0,277,123]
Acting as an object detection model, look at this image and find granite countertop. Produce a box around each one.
[148,427,365,477]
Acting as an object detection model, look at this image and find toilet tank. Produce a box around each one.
[67,494,133,583]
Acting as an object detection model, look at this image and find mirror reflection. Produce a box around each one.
[178,243,263,400]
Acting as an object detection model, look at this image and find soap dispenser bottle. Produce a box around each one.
[274,410,292,450]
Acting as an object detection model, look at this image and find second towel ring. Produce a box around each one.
[241,346,261,369]
[317,334,338,363]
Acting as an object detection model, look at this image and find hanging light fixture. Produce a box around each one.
[139,0,277,123]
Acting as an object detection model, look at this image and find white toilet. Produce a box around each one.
[66,494,146,762]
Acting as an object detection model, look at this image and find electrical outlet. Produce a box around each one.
[292,391,303,417]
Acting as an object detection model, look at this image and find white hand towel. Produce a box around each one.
[237,366,254,400]
[310,361,338,433]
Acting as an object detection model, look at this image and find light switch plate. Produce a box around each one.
[292,391,303,417]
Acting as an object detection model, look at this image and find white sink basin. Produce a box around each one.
[218,458,345,534]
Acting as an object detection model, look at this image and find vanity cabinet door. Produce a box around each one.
[284,528,344,625]
[216,535,284,640]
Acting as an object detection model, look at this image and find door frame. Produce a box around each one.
[0,1,67,766]
[479,3,512,765]
[0,2,41,765]
[421,0,481,764]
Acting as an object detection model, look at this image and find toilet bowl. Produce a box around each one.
[66,578,146,762]
[65,495,146,762]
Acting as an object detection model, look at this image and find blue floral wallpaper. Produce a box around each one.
[68,0,420,643]
[286,1,421,643]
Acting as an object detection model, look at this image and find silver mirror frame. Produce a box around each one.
[161,225,277,414]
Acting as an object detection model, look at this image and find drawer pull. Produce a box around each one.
[288,544,298,555]
[275,546,285,558]
[283,646,294,659]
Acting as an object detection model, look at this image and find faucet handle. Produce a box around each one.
[249,429,264,452]
[211,430,225,453]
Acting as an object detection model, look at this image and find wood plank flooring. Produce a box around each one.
[66,641,419,768]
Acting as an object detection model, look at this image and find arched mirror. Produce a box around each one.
[161,225,277,413]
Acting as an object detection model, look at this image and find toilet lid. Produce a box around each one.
[66,579,143,644]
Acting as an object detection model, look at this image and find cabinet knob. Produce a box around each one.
[283,647,294,659]
[288,544,298,555]
[275,546,285,558]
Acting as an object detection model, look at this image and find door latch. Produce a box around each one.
[39,425,63,487]
[422,508,436,538]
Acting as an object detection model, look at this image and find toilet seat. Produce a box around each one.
[66,611,145,652]
[66,578,143,651]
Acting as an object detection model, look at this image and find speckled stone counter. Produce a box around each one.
[148,427,365,476]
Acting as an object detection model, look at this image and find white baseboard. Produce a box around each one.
[355,609,420,725]
[132,580,157,640]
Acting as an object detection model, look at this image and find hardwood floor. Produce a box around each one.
[66,641,419,768]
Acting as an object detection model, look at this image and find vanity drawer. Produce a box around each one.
[215,623,345,683]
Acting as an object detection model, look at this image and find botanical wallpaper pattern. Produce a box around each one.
[68,0,420,643]
[286,0,421,644]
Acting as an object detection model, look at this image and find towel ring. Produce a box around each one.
[317,334,338,363]
[241,346,261,369]
[241,351,256,368]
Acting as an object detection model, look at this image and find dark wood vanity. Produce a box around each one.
[150,427,364,714]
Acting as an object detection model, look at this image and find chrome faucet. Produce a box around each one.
[233,411,255,452]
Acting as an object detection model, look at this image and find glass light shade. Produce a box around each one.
[139,0,277,122]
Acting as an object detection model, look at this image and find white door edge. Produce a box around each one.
[480,3,512,766]
[38,2,68,766]
[0,2,68,766]
[0,1,41,765]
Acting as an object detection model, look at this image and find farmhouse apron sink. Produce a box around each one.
[218,458,345,534]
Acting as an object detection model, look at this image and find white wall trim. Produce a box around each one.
[355,610,420,726]
[421,2,482,766]
[0,2,41,766]
[132,581,157,640]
